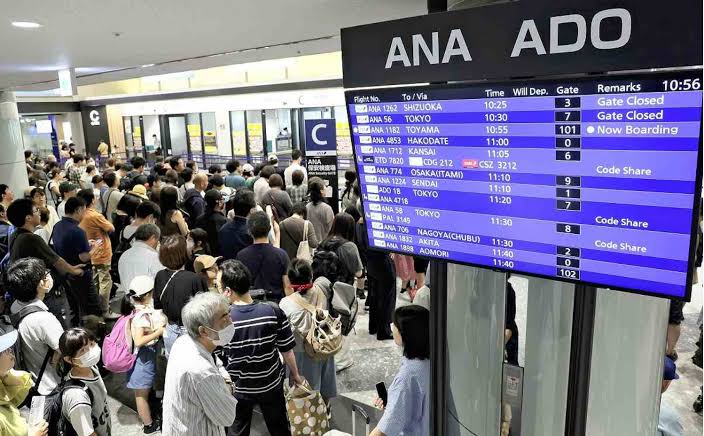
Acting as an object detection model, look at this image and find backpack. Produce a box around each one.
[291,292,342,361]
[101,313,136,373]
[44,378,94,436]
[331,282,359,336]
[110,229,136,286]
[7,305,54,407]
[316,238,355,286]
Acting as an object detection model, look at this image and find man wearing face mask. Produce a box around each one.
[7,258,65,395]
[218,260,303,436]
[163,292,238,436]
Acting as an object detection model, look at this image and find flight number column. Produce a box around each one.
[554,95,582,280]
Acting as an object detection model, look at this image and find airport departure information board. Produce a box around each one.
[346,71,703,300]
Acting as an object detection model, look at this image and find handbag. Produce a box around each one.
[286,379,330,436]
[296,220,313,261]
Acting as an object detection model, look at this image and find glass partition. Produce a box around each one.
[186,113,203,165]
[202,112,218,157]
[131,116,143,157]
[246,110,264,159]
[122,117,133,159]
[265,109,293,156]
[20,115,54,159]
[230,111,247,158]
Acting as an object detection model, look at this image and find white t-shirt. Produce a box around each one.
[62,367,111,436]
[10,299,64,394]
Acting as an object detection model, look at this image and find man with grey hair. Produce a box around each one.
[118,223,164,293]
[163,292,238,436]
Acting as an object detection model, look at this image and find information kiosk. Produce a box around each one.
[341,0,701,434]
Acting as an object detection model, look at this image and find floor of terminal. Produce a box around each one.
[102,280,702,435]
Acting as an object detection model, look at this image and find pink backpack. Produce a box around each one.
[102,314,136,373]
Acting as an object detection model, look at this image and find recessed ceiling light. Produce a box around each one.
[141,64,155,68]
[11,21,43,29]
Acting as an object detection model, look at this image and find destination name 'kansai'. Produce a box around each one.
[385,8,631,68]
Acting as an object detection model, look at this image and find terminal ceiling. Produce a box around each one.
[0,0,425,91]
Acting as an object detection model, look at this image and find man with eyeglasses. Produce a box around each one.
[6,199,85,327]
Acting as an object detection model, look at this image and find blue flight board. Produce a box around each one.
[346,71,703,300]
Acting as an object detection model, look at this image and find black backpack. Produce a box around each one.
[110,229,136,286]
[44,378,94,436]
[6,305,54,407]
[316,238,355,286]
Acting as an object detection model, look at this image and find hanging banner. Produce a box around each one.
[305,119,339,213]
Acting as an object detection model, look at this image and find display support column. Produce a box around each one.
[564,285,597,435]
[0,91,29,197]
[429,260,448,436]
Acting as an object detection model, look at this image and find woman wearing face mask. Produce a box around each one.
[370,305,430,436]
[120,276,166,434]
[0,330,49,436]
[58,328,112,436]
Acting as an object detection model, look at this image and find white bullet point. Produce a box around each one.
[586,126,595,134]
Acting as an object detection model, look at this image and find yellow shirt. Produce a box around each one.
[97,142,109,157]
[0,370,33,436]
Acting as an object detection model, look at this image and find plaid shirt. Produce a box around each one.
[286,184,308,204]
[68,165,84,186]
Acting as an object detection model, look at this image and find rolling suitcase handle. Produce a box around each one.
[351,404,371,436]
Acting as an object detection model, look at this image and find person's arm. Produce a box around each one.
[192,373,238,427]
[64,389,97,436]
[172,210,190,236]
[307,220,319,249]
[94,213,115,234]
[133,325,165,347]
[281,350,304,386]
[53,257,84,276]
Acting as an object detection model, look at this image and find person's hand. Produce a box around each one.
[156,326,166,337]
[373,396,385,410]
[292,374,305,386]
[504,329,513,344]
[272,219,280,237]
[72,265,86,276]
[29,420,48,436]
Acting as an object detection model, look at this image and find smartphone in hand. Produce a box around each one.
[376,382,388,408]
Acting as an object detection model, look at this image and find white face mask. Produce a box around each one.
[207,323,235,347]
[76,344,101,368]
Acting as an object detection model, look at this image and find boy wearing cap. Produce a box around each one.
[0,329,49,436]
[658,356,683,436]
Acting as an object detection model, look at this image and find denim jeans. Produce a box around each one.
[164,324,186,357]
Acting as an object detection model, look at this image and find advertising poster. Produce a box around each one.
[187,124,202,151]
[336,119,353,156]
[247,122,264,154]
[204,130,217,154]
[232,130,246,156]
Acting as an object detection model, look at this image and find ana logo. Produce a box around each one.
[89,110,101,126]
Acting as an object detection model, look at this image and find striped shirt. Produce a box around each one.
[163,335,237,436]
[220,302,296,400]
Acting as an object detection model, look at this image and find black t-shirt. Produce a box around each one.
[235,244,289,297]
[9,228,59,267]
[153,269,208,325]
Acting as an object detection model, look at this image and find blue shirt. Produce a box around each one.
[218,216,253,260]
[52,217,91,266]
[224,173,245,189]
[377,357,430,436]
